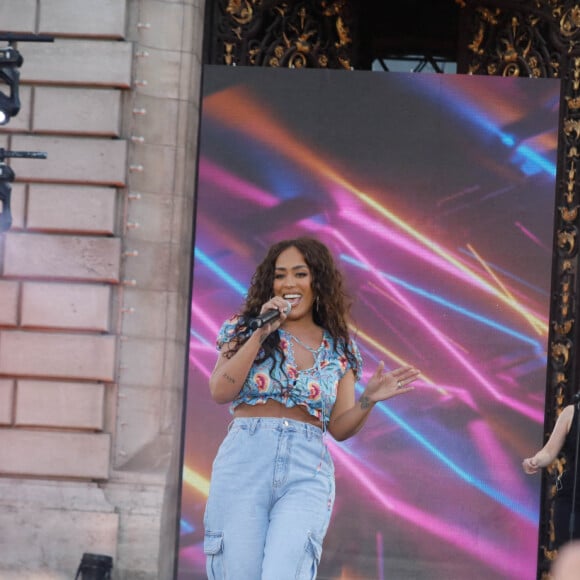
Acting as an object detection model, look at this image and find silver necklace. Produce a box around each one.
[285,331,321,354]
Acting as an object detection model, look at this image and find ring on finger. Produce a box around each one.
[397,380,403,389]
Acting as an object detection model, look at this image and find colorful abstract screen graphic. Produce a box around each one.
[178,66,560,579]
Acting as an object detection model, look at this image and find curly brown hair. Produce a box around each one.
[229,237,360,375]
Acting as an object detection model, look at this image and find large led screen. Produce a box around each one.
[177,66,560,579]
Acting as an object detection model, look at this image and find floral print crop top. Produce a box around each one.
[216,316,363,424]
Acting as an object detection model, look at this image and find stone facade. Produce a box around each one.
[0,0,204,577]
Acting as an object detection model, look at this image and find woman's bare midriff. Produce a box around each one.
[233,399,323,428]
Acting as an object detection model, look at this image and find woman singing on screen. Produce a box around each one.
[203,236,420,579]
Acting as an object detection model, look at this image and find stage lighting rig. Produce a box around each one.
[0,33,53,231]
[0,45,22,125]
[0,164,13,232]
[0,147,47,233]
[0,33,54,125]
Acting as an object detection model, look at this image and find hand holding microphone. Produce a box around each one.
[249,300,291,330]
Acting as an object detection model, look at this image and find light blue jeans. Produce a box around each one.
[203,417,335,580]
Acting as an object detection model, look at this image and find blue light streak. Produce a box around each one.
[458,247,549,297]
[340,254,544,351]
[406,76,557,178]
[512,144,557,177]
[190,328,212,346]
[371,398,538,523]
[194,248,247,296]
[180,518,195,535]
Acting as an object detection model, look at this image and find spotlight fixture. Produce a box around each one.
[0,148,47,233]
[0,33,54,125]
[0,162,14,233]
[0,34,53,232]
[0,163,14,233]
[0,45,22,125]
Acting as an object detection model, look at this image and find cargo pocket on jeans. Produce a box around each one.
[204,531,224,580]
[296,532,323,580]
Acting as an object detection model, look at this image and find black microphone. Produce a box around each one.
[249,302,291,330]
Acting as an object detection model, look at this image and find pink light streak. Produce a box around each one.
[329,225,545,422]
[203,88,548,344]
[340,207,485,290]
[315,226,502,392]
[341,206,546,332]
[467,243,545,336]
[188,351,212,378]
[330,441,534,579]
[188,303,218,374]
[191,303,221,338]
[515,220,551,252]
[178,545,206,570]
[202,84,549,338]
[199,157,277,208]
[468,418,533,504]
[199,123,505,411]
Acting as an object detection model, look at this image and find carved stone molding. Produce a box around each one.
[459,1,578,576]
[206,0,355,69]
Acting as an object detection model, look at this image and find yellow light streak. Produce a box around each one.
[466,243,545,335]
[182,466,210,497]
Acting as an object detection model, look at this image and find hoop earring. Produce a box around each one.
[315,296,320,313]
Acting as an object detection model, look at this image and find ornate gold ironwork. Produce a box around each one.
[553,318,574,335]
[465,6,559,77]
[551,339,571,366]
[208,0,355,69]
[460,0,579,574]
[558,229,576,253]
[559,204,580,221]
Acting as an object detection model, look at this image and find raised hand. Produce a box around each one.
[363,361,420,403]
